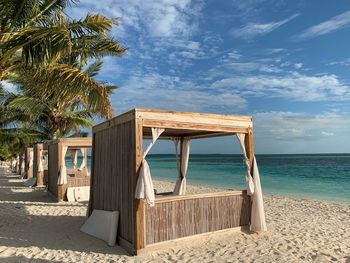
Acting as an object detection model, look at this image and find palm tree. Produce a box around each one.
[3,59,114,140]
[0,1,126,82]
[0,85,40,160]
[0,1,127,158]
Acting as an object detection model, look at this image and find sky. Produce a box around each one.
[10,0,350,154]
[65,0,350,154]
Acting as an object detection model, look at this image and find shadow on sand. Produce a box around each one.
[0,168,130,261]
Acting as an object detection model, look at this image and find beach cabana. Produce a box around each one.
[47,137,92,202]
[33,143,48,186]
[24,147,34,178]
[87,108,266,255]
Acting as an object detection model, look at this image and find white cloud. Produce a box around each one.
[297,10,350,40]
[254,111,348,141]
[211,73,350,102]
[328,58,350,67]
[231,14,299,39]
[252,111,350,153]
[68,0,202,39]
[111,73,247,114]
[98,56,124,79]
[321,131,334,136]
[294,63,303,69]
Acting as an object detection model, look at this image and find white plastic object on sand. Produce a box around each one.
[80,210,119,246]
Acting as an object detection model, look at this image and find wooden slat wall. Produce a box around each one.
[48,143,59,197]
[91,120,135,245]
[145,192,251,245]
[33,144,39,179]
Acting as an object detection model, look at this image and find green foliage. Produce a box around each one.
[0,0,127,159]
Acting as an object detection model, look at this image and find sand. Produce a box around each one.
[0,167,349,262]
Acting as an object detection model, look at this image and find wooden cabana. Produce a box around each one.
[47,137,92,202]
[88,108,266,255]
[33,143,48,186]
[24,147,34,179]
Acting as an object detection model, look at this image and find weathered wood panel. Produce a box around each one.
[91,120,135,245]
[145,192,251,245]
[33,144,39,179]
[134,118,144,251]
[48,142,59,197]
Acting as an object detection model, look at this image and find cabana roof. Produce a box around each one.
[93,108,253,139]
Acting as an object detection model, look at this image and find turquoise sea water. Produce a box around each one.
[67,154,350,203]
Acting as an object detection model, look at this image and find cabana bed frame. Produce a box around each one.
[89,108,260,255]
[47,137,92,202]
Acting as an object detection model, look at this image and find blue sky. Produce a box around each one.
[8,0,350,154]
[65,0,350,154]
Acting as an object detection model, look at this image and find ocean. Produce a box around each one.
[68,154,350,203]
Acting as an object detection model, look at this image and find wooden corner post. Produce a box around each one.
[134,118,145,254]
[88,134,95,216]
[57,142,64,202]
[244,127,254,174]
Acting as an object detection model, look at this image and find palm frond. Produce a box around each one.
[84,60,103,77]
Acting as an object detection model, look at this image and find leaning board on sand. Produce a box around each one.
[87,108,266,255]
[47,137,91,202]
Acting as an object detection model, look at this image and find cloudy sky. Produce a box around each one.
[66,0,350,154]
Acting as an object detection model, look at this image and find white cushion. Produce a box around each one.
[66,186,90,202]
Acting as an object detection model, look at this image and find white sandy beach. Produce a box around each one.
[0,167,349,262]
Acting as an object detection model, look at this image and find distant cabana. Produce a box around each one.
[47,137,92,202]
[87,108,267,255]
[24,147,34,179]
[33,143,49,186]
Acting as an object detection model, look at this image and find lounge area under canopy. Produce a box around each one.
[88,108,267,255]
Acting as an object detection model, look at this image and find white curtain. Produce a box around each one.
[135,128,165,206]
[57,146,68,185]
[79,148,87,170]
[20,157,25,173]
[38,149,44,172]
[70,149,78,169]
[78,148,90,176]
[236,134,255,195]
[173,138,190,195]
[251,157,267,232]
[28,150,34,177]
[12,158,17,171]
[236,133,267,232]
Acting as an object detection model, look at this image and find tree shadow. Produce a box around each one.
[0,256,53,263]
[0,169,131,259]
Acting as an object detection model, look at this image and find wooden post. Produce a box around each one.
[134,118,145,254]
[88,134,95,216]
[57,185,64,202]
[244,127,254,171]
[179,138,184,179]
[37,170,44,186]
[57,142,64,202]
